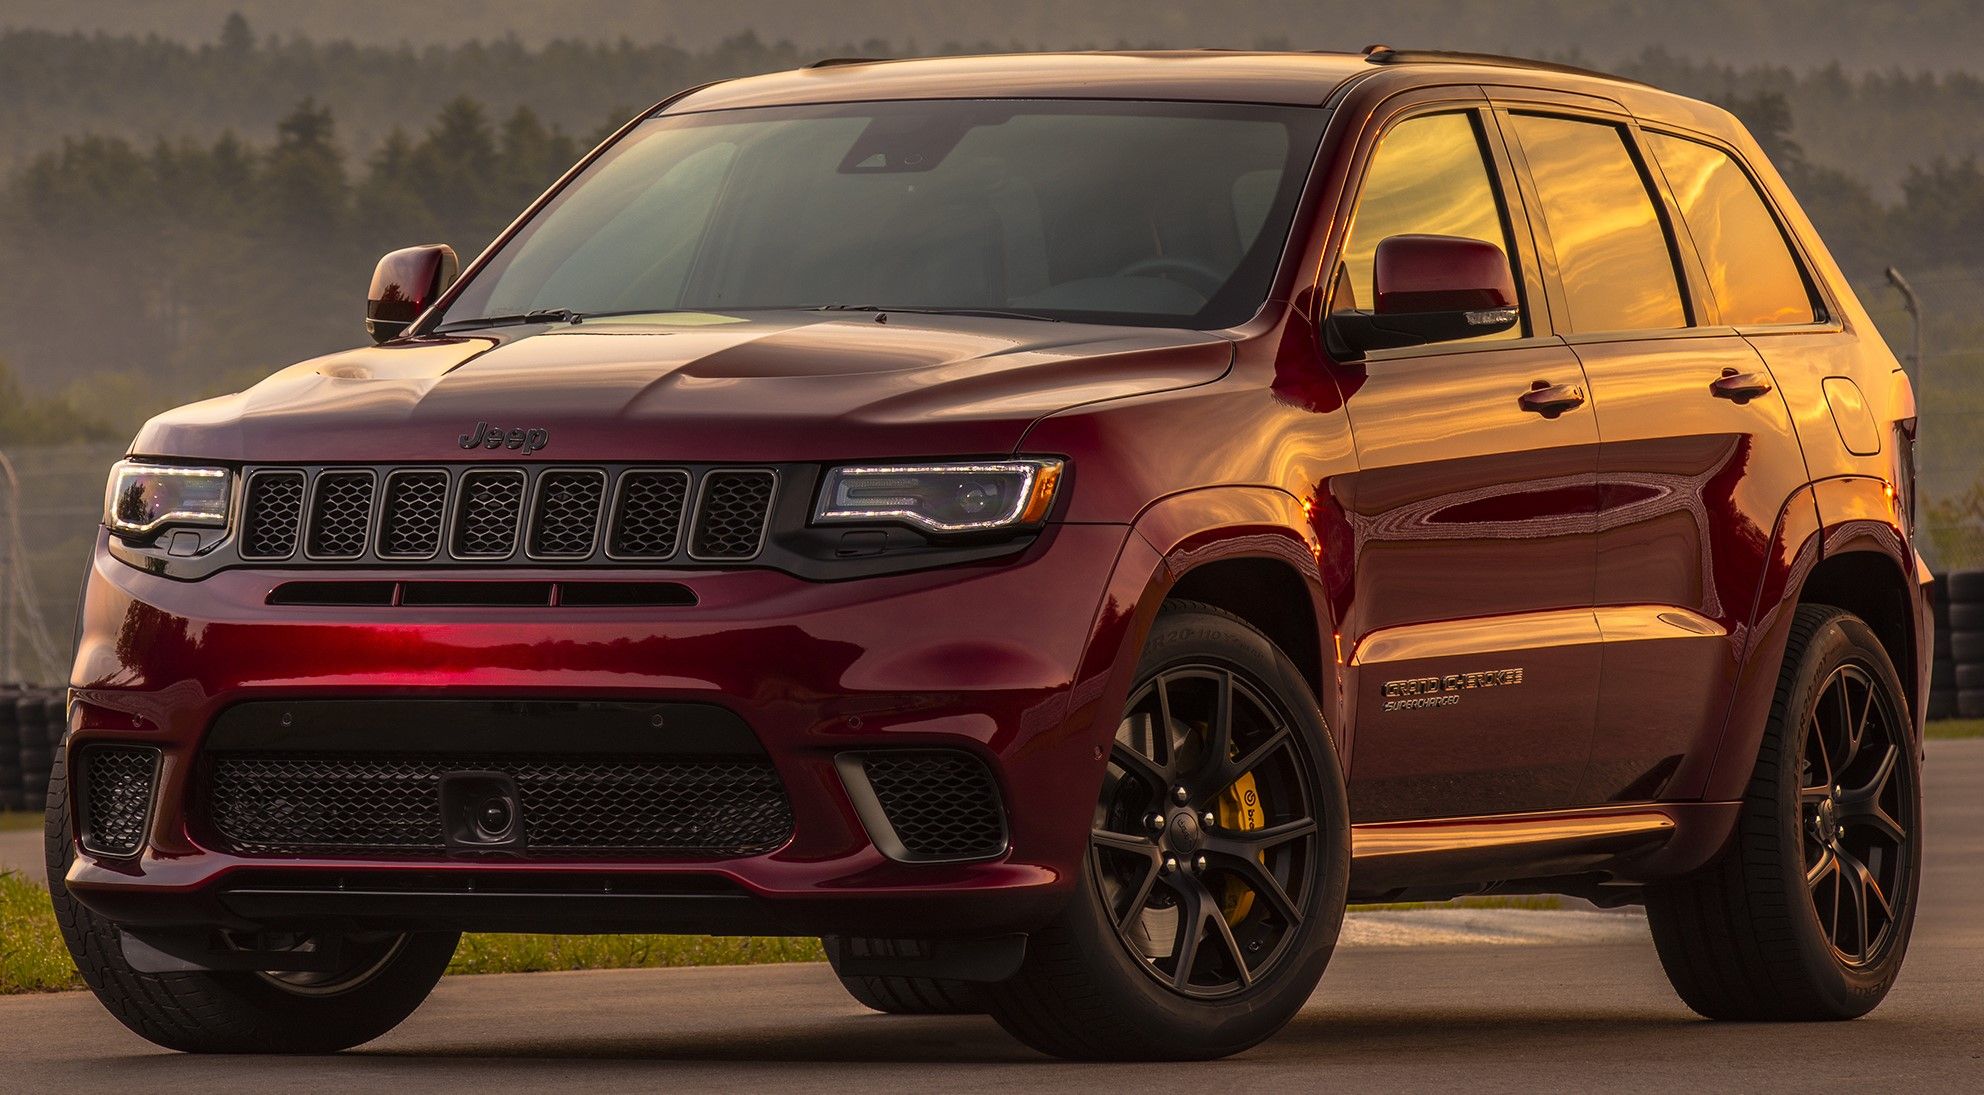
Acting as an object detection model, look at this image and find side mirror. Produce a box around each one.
[366,244,459,343]
[1328,234,1520,356]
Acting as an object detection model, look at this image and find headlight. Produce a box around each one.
[102,461,231,537]
[814,458,1064,534]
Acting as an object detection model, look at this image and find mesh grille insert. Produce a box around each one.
[452,470,526,559]
[528,471,606,558]
[306,471,376,558]
[692,470,775,559]
[378,470,449,558]
[241,471,305,559]
[862,751,1007,861]
[609,470,690,558]
[206,754,794,858]
[81,746,158,857]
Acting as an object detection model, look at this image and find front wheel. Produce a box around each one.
[45,747,459,1053]
[983,602,1349,1060]
[1645,604,1922,1020]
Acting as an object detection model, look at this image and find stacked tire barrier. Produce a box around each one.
[1945,570,1984,720]
[0,686,66,812]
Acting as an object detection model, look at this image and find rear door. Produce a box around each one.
[1330,92,1602,823]
[1492,95,1810,804]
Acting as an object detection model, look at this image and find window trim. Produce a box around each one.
[1638,126,1835,331]
[1494,103,1700,340]
[1312,90,1563,362]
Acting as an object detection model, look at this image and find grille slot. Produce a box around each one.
[452,470,527,559]
[240,471,305,559]
[306,470,376,559]
[854,751,1007,862]
[691,470,776,560]
[378,470,450,558]
[80,745,159,858]
[528,470,606,559]
[206,754,794,858]
[608,470,690,559]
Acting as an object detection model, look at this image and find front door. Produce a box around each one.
[1327,103,1602,823]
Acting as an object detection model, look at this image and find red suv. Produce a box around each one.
[50,48,1928,1060]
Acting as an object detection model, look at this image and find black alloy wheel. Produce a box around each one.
[1798,663,1914,967]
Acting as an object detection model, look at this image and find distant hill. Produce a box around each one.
[3,0,1983,73]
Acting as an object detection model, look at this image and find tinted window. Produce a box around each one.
[440,100,1329,331]
[1333,111,1519,341]
[1509,114,1686,333]
[1648,134,1817,326]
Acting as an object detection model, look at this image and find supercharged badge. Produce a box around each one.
[1382,667,1525,711]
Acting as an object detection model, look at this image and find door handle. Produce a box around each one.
[1518,380,1587,419]
[1710,368,1774,403]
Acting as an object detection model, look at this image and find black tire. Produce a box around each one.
[1951,631,1984,665]
[1927,689,1958,721]
[45,748,459,1053]
[0,762,23,811]
[1645,605,1920,1020]
[1958,663,1984,691]
[1960,690,1984,719]
[1952,603,1984,631]
[1947,569,1984,604]
[830,969,985,1015]
[982,602,1349,1061]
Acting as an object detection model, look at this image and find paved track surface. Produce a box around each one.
[4,741,1980,1091]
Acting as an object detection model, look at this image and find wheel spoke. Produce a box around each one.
[1837,846,1875,957]
[1211,726,1293,799]
[1091,828,1157,857]
[1806,844,1838,890]
[1805,715,1834,787]
[1169,880,1209,990]
[1208,905,1253,988]
[1210,816,1317,857]
[1110,740,1170,791]
[1835,678,1862,769]
[1217,850,1304,926]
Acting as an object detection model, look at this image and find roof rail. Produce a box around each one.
[1359,45,1647,87]
[808,56,891,69]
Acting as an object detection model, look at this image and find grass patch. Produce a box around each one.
[0,811,42,832]
[1350,895,1565,913]
[0,871,84,993]
[1927,719,1984,740]
[448,933,822,976]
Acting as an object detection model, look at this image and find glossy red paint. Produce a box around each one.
[1371,234,1518,313]
[67,49,1928,936]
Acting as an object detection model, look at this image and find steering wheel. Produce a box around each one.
[1113,256,1227,298]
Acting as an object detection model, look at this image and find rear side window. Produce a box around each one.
[1333,111,1520,341]
[1647,134,1818,326]
[1508,113,1686,334]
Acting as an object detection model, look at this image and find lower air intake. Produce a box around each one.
[80,745,159,858]
[849,750,1008,863]
[205,754,793,859]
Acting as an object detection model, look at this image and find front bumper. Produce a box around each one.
[62,521,1154,939]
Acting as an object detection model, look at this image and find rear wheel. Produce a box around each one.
[983,602,1348,1060]
[1645,605,1921,1020]
[45,747,459,1053]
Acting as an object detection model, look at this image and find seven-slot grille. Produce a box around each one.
[236,465,776,565]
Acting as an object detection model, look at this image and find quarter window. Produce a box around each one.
[1333,111,1521,342]
[1509,114,1687,334]
[1648,134,1818,326]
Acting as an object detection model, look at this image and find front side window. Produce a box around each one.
[438,100,1329,331]
[1648,133,1818,326]
[1332,110,1521,342]
[1509,113,1687,334]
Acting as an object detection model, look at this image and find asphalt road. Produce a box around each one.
[4,741,1981,1092]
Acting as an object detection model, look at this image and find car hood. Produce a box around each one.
[132,312,1232,464]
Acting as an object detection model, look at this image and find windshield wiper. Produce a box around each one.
[812,304,1061,323]
[434,308,582,332]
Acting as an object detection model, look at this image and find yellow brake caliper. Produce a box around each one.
[1215,768,1264,923]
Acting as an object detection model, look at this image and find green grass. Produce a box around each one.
[0,871,84,993]
[0,811,42,832]
[1927,719,1984,740]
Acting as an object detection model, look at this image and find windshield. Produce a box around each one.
[437,99,1329,331]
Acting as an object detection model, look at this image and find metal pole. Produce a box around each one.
[1885,265,1925,389]
[0,450,16,684]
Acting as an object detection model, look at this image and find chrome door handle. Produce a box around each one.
[1519,381,1587,419]
[1710,368,1774,403]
